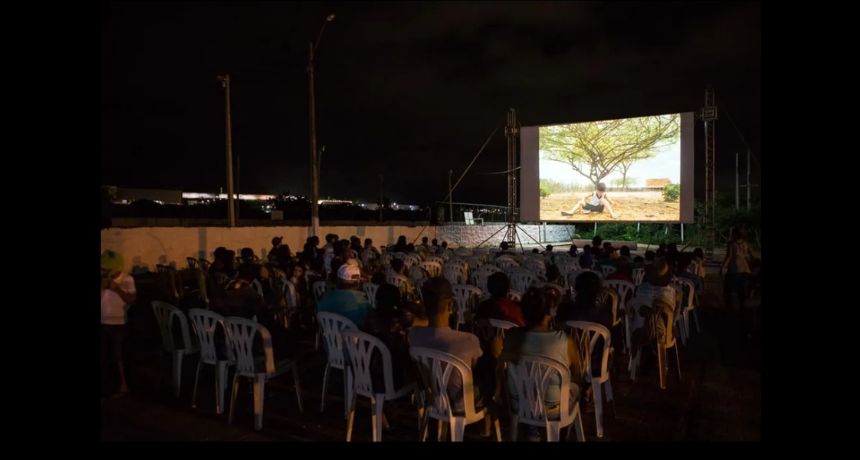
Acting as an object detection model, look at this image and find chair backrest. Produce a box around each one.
[425,255,445,265]
[464,212,475,225]
[600,265,617,277]
[524,259,546,277]
[199,258,212,271]
[504,355,572,425]
[603,279,635,305]
[341,329,398,398]
[507,289,522,302]
[496,258,520,271]
[419,261,443,278]
[599,288,621,326]
[312,280,329,304]
[362,283,379,309]
[488,318,519,338]
[404,254,421,268]
[442,264,467,285]
[386,272,411,298]
[632,268,646,286]
[152,301,194,353]
[283,279,299,308]
[451,284,482,326]
[317,312,358,370]
[187,257,199,270]
[672,277,696,309]
[410,347,480,420]
[409,265,429,287]
[188,308,229,365]
[565,321,612,383]
[223,316,275,377]
[510,270,537,293]
[251,279,264,298]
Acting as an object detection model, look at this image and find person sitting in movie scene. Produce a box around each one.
[561,182,619,219]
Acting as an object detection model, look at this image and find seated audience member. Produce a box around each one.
[317,263,371,328]
[606,258,634,285]
[409,277,489,411]
[475,272,526,326]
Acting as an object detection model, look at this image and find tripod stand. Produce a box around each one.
[474,108,545,253]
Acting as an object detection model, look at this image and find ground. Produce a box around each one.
[541,191,680,221]
[101,268,760,442]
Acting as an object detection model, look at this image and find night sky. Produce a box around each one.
[101,1,761,206]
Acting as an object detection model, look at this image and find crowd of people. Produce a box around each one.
[101,226,758,439]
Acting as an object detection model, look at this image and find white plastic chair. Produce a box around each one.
[507,289,522,302]
[409,265,429,288]
[362,283,379,309]
[504,355,586,442]
[419,261,443,278]
[632,268,646,287]
[443,264,468,286]
[312,280,329,305]
[464,211,483,225]
[386,272,413,301]
[409,347,501,442]
[565,321,614,438]
[188,308,233,414]
[282,278,299,328]
[630,299,682,390]
[510,271,537,294]
[224,316,304,430]
[496,258,520,271]
[425,255,445,266]
[671,277,699,344]
[603,280,635,353]
[342,330,419,442]
[451,284,482,330]
[317,312,359,418]
[488,318,518,339]
[152,301,198,398]
[472,265,501,292]
[600,265,617,277]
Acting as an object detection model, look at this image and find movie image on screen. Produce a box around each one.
[539,113,681,221]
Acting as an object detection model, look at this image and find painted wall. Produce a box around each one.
[100,224,625,273]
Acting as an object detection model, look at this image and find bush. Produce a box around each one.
[663,184,680,202]
[540,186,549,199]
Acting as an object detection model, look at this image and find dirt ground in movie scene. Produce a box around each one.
[540,191,680,221]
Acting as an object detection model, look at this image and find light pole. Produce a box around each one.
[217,74,236,227]
[308,12,336,237]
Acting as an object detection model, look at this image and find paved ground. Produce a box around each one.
[101,273,760,442]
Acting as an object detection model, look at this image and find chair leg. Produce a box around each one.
[228,374,240,425]
[656,344,666,390]
[438,419,448,442]
[172,351,184,398]
[371,395,385,442]
[191,361,202,409]
[674,345,683,382]
[573,404,586,442]
[320,364,330,413]
[292,363,304,413]
[546,421,561,442]
[494,417,502,442]
[693,309,701,333]
[343,369,353,420]
[216,362,228,415]
[450,417,466,442]
[510,416,519,442]
[253,376,266,431]
[345,392,357,442]
[593,381,604,438]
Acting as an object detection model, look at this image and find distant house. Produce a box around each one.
[645,178,671,189]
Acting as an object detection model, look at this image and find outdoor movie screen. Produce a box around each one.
[519,112,695,223]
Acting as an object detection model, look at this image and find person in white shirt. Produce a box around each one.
[101,250,136,396]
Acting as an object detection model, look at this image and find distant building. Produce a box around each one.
[645,178,671,189]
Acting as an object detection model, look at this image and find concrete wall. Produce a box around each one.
[100,223,620,273]
[101,225,438,273]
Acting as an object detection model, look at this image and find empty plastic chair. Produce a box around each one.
[451,284,482,330]
[362,283,379,309]
[317,312,358,418]
[224,316,304,430]
[188,308,233,414]
[152,301,198,398]
[565,321,614,438]
[600,265,617,277]
[342,330,419,442]
[419,261,443,278]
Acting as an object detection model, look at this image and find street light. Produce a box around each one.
[308,12,335,237]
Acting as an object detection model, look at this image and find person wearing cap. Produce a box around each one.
[317,263,371,328]
[628,259,680,350]
[101,249,136,397]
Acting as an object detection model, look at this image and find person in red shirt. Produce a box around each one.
[476,272,526,326]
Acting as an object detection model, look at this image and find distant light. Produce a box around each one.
[326,13,336,21]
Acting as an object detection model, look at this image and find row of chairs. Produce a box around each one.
[151,301,304,431]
